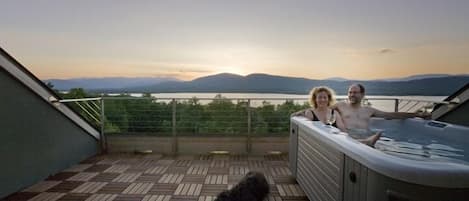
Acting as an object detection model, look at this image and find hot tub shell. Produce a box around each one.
[290,117,469,201]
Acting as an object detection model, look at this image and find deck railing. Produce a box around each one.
[58,96,449,153]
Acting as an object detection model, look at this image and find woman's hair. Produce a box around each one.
[309,86,336,108]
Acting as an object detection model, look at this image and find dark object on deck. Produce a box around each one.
[215,171,270,201]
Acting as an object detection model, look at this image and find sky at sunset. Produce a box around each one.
[1,0,469,80]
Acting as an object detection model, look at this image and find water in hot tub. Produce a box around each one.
[372,128,467,165]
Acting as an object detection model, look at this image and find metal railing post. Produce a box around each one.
[172,99,178,154]
[247,99,251,153]
[394,99,399,112]
[100,96,107,153]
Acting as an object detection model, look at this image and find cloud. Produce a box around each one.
[379,48,395,54]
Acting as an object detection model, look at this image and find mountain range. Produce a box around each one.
[45,77,179,90]
[44,73,469,96]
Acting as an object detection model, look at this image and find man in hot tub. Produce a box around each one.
[332,83,430,146]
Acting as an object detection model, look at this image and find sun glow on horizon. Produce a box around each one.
[213,66,250,76]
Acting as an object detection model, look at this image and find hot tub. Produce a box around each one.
[290,117,469,201]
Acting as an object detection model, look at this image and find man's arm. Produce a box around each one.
[371,107,430,119]
[330,101,345,112]
[334,111,347,132]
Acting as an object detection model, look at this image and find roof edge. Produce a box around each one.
[0,47,100,140]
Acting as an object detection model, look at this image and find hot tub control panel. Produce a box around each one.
[426,121,448,128]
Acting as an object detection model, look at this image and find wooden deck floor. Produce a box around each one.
[2,153,308,201]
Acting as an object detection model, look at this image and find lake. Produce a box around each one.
[111,92,446,112]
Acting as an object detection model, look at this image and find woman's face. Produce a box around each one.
[315,91,329,108]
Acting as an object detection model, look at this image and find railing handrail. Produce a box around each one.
[396,98,453,105]
[58,97,102,102]
[101,97,308,101]
[97,96,450,103]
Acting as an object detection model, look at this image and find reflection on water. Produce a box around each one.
[374,133,466,164]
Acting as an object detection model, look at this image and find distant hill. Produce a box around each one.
[116,73,469,96]
[44,77,179,90]
[377,74,467,82]
[45,73,469,96]
[325,77,348,81]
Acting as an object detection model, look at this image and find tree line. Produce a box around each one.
[51,86,309,136]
